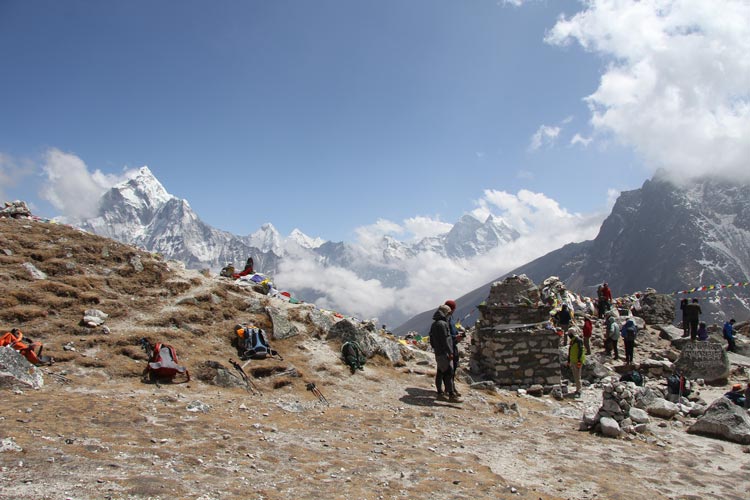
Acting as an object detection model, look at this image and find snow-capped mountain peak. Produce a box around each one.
[248,223,283,255]
[118,166,174,211]
[288,228,325,249]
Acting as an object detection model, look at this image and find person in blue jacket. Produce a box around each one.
[723,318,737,352]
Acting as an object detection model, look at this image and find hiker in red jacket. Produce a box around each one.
[598,282,613,318]
[582,315,593,355]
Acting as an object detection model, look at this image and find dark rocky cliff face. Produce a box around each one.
[398,175,750,334]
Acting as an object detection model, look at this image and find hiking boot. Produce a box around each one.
[436,392,448,401]
[452,390,462,397]
[448,393,463,403]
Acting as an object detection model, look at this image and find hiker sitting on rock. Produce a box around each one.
[232,257,255,279]
[724,383,746,407]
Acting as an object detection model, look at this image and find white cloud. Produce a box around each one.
[402,216,453,241]
[570,133,592,147]
[545,0,750,182]
[39,149,140,219]
[281,189,607,325]
[528,124,561,151]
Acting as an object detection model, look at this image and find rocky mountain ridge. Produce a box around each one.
[396,174,750,336]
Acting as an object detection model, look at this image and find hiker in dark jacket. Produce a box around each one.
[679,298,689,337]
[430,304,461,402]
[684,298,702,341]
[444,299,463,395]
[621,319,638,365]
[554,304,572,346]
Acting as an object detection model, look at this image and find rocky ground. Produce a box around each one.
[1,216,750,500]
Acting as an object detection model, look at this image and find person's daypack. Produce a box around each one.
[666,373,690,396]
[220,265,235,278]
[140,338,190,383]
[236,325,281,360]
[620,370,643,386]
[342,341,365,361]
[623,322,637,341]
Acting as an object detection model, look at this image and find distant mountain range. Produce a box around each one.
[69,167,522,325]
[395,174,750,335]
[69,167,749,332]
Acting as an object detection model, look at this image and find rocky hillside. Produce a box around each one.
[397,175,750,336]
[2,215,750,500]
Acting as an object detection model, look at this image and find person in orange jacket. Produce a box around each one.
[0,328,52,365]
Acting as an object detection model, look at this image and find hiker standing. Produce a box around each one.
[621,319,638,365]
[604,315,620,360]
[445,299,463,396]
[684,298,702,340]
[582,315,593,355]
[554,304,572,346]
[723,318,737,353]
[679,298,689,337]
[598,282,613,318]
[567,330,585,397]
[429,304,461,403]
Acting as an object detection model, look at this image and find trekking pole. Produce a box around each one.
[306,382,329,405]
[229,358,262,396]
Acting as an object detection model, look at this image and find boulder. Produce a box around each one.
[656,324,684,342]
[308,308,336,337]
[688,397,750,444]
[673,342,730,385]
[327,319,376,357]
[634,386,662,408]
[599,417,622,438]
[645,398,680,419]
[636,293,676,325]
[370,335,405,365]
[628,407,650,424]
[266,305,300,340]
[0,347,44,389]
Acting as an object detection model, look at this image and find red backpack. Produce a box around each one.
[140,338,190,383]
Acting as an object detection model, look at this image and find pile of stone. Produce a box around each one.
[581,377,708,438]
[0,200,31,218]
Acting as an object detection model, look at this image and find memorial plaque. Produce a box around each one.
[674,342,729,384]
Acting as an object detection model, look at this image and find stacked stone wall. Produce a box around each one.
[470,325,561,387]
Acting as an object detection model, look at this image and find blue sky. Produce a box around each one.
[2,0,748,247]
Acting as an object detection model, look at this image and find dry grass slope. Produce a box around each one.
[1,217,750,500]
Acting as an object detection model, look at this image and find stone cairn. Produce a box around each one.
[470,275,561,389]
[582,376,709,438]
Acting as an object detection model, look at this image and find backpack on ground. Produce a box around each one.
[220,264,235,278]
[140,338,190,383]
[620,370,643,386]
[666,373,690,396]
[235,325,281,360]
[341,341,366,371]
